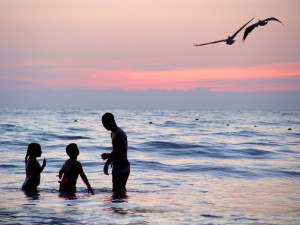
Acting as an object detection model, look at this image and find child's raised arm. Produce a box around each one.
[40,158,47,173]
[25,153,29,164]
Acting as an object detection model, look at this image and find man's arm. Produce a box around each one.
[103,158,113,175]
[101,152,117,160]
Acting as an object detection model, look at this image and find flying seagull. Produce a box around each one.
[243,17,284,41]
[194,17,254,47]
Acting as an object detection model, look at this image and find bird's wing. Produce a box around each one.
[194,39,227,47]
[264,17,284,25]
[242,23,258,41]
[231,17,254,39]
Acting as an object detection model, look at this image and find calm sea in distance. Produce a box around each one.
[0,108,299,224]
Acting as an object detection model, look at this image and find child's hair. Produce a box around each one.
[66,143,79,158]
[27,143,42,157]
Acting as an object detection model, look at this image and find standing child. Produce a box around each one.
[58,143,94,195]
[22,143,47,192]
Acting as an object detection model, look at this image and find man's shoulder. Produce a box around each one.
[116,127,126,135]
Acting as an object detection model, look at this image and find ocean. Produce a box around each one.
[0,108,299,225]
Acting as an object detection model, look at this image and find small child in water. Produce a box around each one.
[58,143,94,195]
[22,143,47,192]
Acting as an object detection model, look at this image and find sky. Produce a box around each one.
[0,0,300,109]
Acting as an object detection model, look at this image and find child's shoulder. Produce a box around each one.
[27,157,38,164]
[75,160,82,166]
[66,158,82,167]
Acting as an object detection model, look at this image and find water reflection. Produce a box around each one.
[23,190,40,201]
[58,191,77,200]
[105,192,130,215]
[111,192,128,203]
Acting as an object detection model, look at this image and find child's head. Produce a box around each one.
[66,143,79,159]
[27,143,42,157]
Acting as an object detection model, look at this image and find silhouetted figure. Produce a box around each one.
[101,113,130,194]
[22,143,46,192]
[58,143,94,195]
[194,17,254,47]
[243,17,284,41]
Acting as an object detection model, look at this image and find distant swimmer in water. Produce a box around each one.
[22,143,47,192]
[101,112,130,194]
[194,17,254,47]
[58,143,94,195]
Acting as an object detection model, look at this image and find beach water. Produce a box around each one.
[0,108,299,224]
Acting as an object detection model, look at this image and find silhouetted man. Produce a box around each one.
[101,113,130,193]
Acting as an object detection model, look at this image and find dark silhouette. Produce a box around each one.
[243,17,284,41]
[194,17,254,47]
[58,143,94,195]
[24,190,40,200]
[22,143,46,192]
[101,112,130,194]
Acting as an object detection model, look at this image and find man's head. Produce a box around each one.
[102,112,117,131]
[66,143,79,159]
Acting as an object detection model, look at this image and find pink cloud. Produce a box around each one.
[83,62,300,91]
[1,61,299,92]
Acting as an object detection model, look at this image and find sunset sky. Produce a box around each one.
[1,0,300,93]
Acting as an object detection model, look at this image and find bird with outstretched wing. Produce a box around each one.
[243,17,284,41]
[194,17,254,47]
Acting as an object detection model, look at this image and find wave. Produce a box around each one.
[0,164,20,169]
[241,141,281,147]
[67,127,92,132]
[36,132,91,141]
[227,147,275,159]
[138,141,275,159]
[290,132,300,137]
[132,159,260,178]
[0,124,17,128]
[262,168,300,179]
[214,130,263,138]
[133,159,300,179]
[0,124,25,132]
[143,141,202,149]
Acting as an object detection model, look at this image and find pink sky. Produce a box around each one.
[1,0,300,92]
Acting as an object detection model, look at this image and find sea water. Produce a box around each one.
[0,109,299,224]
